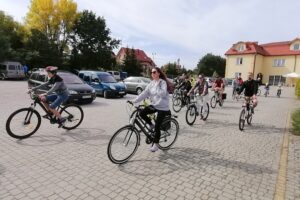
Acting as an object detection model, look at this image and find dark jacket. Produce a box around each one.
[238,79,258,97]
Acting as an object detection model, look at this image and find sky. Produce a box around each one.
[0,0,300,69]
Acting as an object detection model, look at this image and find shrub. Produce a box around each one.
[292,108,300,135]
[296,79,300,99]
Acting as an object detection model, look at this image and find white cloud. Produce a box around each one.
[1,0,300,69]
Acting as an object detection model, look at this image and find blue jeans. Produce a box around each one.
[46,93,69,109]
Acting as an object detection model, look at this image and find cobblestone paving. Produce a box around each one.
[0,81,298,200]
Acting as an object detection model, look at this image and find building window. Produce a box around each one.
[236,57,243,65]
[273,59,285,67]
[294,43,300,51]
[237,44,245,52]
[268,75,286,86]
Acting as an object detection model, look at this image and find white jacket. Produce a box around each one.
[133,79,169,111]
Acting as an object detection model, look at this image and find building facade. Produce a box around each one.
[225,38,300,85]
[116,47,155,77]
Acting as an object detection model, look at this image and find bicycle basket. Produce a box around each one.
[222,93,227,100]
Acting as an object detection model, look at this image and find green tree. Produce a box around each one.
[163,62,179,77]
[26,0,77,55]
[0,11,26,61]
[70,10,120,69]
[122,48,142,76]
[24,29,61,67]
[196,53,226,77]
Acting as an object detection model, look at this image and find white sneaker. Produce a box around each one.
[150,143,159,152]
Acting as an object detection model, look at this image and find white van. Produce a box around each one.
[107,71,121,81]
[0,61,25,80]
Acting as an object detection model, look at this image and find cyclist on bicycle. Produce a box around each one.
[237,72,258,113]
[132,67,171,152]
[213,75,224,100]
[187,74,209,118]
[30,66,69,127]
[177,74,192,105]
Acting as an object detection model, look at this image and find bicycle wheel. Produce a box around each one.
[247,112,252,125]
[158,118,179,150]
[210,96,217,108]
[172,97,182,113]
[60,104,84,130]
[200,103,210,121]
[239,109,246,131]
[107,125,140,164]
[6,108,41,139]
[185,105,197,125]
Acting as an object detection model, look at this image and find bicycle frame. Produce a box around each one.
[129,108,154,141]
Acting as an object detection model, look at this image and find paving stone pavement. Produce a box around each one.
[0,80,299,200]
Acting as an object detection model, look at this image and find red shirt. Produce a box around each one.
[215,79,223,87]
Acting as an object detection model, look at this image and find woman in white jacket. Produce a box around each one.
[133,67,171,152]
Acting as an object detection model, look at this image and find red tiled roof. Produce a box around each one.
[117,47,155,65]
[225,38,300,56]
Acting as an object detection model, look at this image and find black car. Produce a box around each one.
[28,69,96,104]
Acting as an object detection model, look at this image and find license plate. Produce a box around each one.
[82,95,91,99]
[119,91,125,94]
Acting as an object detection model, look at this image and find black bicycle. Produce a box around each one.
[172,90,195,113]
[107,101,179,164]
[185,95,209,125]
[210,90,224,108]
[238,97,253,131]
[6,91,84,139]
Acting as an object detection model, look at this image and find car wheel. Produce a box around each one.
[136,88,143,95]
[104,90,109,99]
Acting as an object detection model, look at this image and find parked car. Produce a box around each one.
[123,76,151,95]
[78,71,126,98]
[107,71,121,81]
[223,78,233,86]
[28,69,96,104]
[0,61,25,80]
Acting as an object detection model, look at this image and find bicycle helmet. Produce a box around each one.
[45,66,58,74]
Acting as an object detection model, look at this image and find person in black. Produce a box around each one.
[177,74,192,105]
[238,72,258,113]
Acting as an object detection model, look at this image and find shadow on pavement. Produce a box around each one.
[16,135,66,146]
[62,128,110,146]
[118,147,274,176]
[0,164,5,175]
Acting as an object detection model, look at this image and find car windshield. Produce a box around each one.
[141,78,151,83]
[58,73,84,84]
[98,74,117,83]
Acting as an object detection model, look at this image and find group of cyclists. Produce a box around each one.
[23,65,264,154]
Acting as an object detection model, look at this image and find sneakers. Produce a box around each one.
[58,117,67,128]
[150,143,159,152]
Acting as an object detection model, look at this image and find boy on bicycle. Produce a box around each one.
[237,72,258,113]
[30,66,69,127]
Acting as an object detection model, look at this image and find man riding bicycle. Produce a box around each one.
[237,72,258,113]
[187,74,209,119]
[213,76,224,100]
[177,74,192,105]
[29,66,69,127]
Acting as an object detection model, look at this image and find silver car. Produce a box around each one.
[123,76,151,95]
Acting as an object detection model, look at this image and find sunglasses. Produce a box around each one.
[151,71,157,74]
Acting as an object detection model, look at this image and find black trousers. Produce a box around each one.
[139,105,171,143]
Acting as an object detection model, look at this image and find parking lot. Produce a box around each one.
[0,80,300,200]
